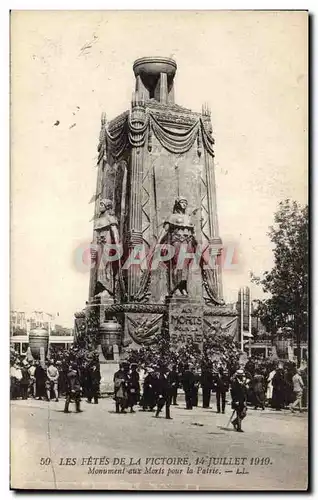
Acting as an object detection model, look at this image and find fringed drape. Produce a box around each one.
[200,118,215,157]
[149,113,200,154]
[105,120,129,159]
[105,111,215,158]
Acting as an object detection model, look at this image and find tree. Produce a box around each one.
[252,199,308,365]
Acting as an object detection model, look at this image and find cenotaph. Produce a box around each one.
[74,57,238,358]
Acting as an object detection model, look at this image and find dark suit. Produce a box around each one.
[230,378,247,430]
[201,368,213,408]
[128,371,140,409]
[167,369,179,405]
[142,373,157,411]
[64,368,82,413]
[87,363,101,404]
[154,373,172,419]
[215,372,229,413]
[35,365,46,399]
[182,370,195,410]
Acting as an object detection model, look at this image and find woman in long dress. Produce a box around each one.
[252,370,265,410]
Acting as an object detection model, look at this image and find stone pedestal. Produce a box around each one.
[99,292,114,324]
[40,347,46,369]
[113,344,120,362]
[168,296,204,348]
[99,361,119,395]
[97,344,107,364]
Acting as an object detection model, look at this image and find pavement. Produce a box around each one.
[10,395,308,491]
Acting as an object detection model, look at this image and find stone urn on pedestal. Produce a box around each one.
[273,328,294,360]
[99,318,123,361]
[28,327,49,360]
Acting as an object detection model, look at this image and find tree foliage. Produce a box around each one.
[252,199,308,341]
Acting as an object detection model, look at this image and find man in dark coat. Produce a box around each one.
[113,362,129,413]
[252,369,265,410]
[215,366,229,414]
[230,369,248,432]
[64,362,82,413]
[87,361,101,404]
[141,368,157,411]
[271,366,285,411]
[56,360,66,397]
[127,363,140,413]
[34,360,46,400]
[201,359,214,409]
[192,368,201,407]
[167,365,179,405]
[154,366,172,419]
[181,363,195,410]
[20,363,30,400]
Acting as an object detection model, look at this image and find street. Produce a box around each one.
[10,394,307,491]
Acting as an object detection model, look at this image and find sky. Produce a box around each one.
[10,11,308,326]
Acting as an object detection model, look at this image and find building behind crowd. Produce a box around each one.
[10,310,74,355]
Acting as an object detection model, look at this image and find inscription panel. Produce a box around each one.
[169,299,204,347]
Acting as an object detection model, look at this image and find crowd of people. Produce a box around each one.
[243,357,308,411]
[112,356,307,432]
[10,345,101,412]
[10,344,307,431]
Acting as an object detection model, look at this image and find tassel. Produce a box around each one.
[148,125,152,152]
[197,132,202,157]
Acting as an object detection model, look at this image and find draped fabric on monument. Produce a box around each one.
[105,119,129,159]
[103,111,215,159]
[99,108,220,305]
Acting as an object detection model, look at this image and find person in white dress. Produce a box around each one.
[266,368,276,402]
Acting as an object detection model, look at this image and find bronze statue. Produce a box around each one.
[91,199,120,298]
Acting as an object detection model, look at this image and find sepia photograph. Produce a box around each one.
[10,10,308,491]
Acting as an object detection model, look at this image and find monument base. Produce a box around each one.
[167,295,204,349]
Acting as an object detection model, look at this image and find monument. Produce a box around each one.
[75,56,238,359]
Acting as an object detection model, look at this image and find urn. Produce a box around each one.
[29,327,49,359]
[274,339,293,359]
[99,319,122,359]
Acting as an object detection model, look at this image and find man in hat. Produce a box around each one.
[64,362,82,413]
[28,361,36,398]
[34,360,46,400]
[215,366,230,414]
[86,360,101,405]
[127,363,140,413]
[167,364,179,406]
[181,363,195,410]
[113,362,129,413]
[230,369,248,432]
[46,359,59,402]
[154,366,172,419]
[20,362,30,400]
[141,367,157,411]
[201,358,214,409]
[290,368,304,413]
